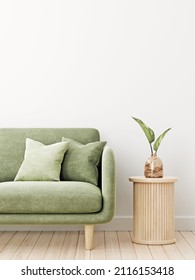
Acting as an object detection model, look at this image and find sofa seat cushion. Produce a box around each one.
[0,181,102,214]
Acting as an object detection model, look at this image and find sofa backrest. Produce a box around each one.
[0,128,100,182]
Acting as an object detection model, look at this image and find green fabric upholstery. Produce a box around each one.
[15,138,69,181]
[0,181,102,214]
[61,138,106,185]
[0,128,115,227]
[0,147,115,225]
[0,128,99,182]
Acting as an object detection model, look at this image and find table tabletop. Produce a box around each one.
[129,176,178,183]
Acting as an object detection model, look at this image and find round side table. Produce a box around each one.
[129,176,178,245]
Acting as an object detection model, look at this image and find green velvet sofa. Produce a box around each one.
[0,128,115,249]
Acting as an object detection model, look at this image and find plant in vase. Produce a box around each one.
[132,117,171,178]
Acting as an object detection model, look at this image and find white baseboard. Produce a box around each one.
[0,216,195,231]
[175,216,195,230]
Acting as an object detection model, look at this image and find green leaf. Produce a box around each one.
[153,128,171,152]
[132,117,155,144]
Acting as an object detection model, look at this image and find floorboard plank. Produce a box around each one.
[117,231,137,260]
[91,231,106,260]
[0,232,28,260]
[0,231,194,260]
[43,231,66,260]
[148,245,168,260]
[130,233,153,260]
[163,243,184,260]
[0,232,16,253]
[75,231,91,260]
[180,231,195,251]
[105,231,121,260]
[175,232,195,259]
[59,231,79,260]
[28,231,54,260]
[12,231,41,260]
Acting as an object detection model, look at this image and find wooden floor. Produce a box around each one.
[0,231,195,260]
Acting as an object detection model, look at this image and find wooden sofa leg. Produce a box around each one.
[84,224,94,250]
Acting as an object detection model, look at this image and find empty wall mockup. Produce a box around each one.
[0,0,195,230]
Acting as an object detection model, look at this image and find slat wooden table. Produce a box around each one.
[129,176,178,245]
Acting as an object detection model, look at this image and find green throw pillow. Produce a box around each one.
[14,138,69,181]
[61,138,106,185]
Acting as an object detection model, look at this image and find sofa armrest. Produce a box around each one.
[100,146,116,222]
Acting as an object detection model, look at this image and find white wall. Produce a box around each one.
[0,0,195,230]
